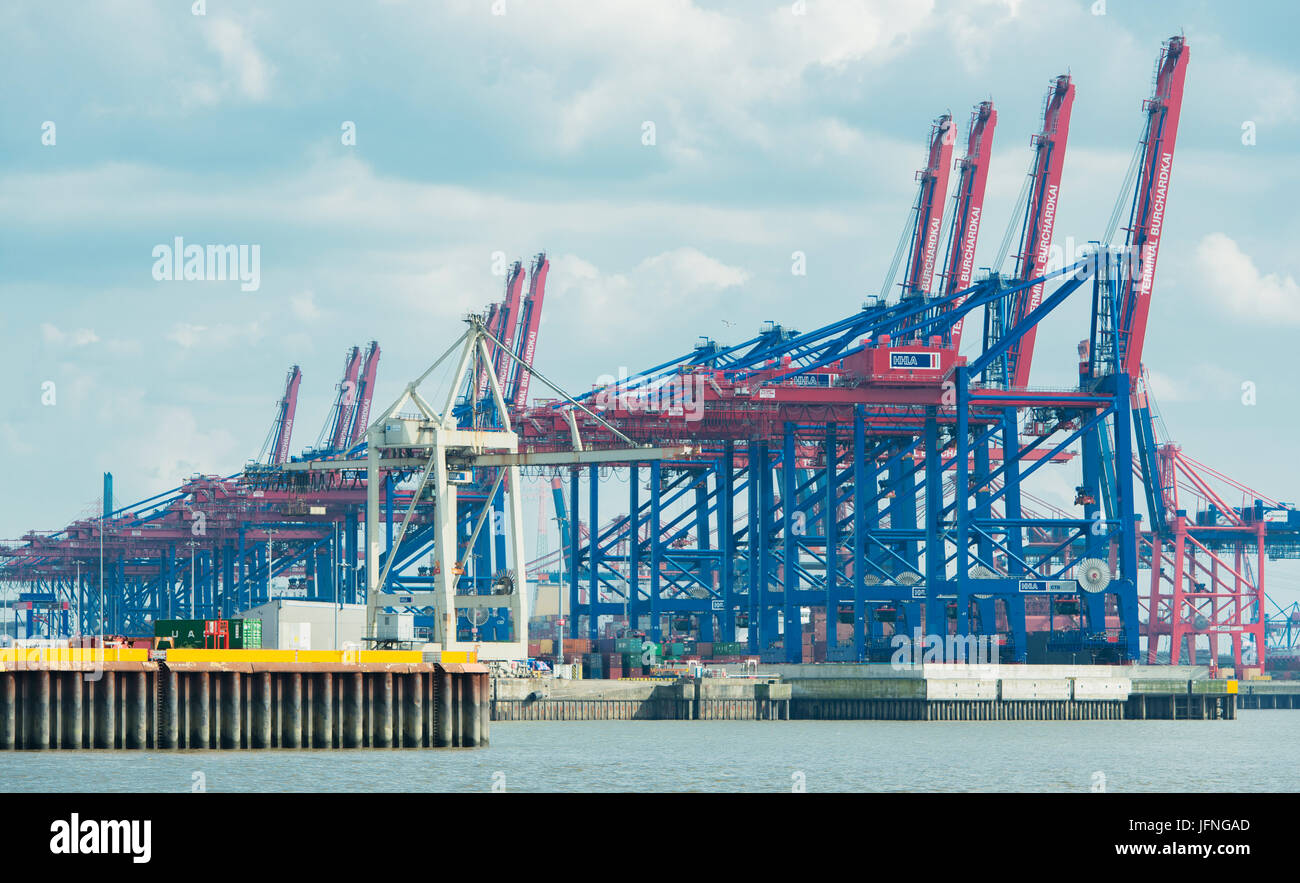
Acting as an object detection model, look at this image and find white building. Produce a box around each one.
[238,599,367,650]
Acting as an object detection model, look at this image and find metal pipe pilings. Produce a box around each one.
[0,664,486,750]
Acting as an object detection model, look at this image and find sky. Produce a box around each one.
[1,0,1298,604]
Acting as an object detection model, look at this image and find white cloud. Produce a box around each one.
[545,247,749,351]
[0,422,36,457]
[2,154,850,249]
[167,323,207,348]
[1196,232,1300,324]
[291,290,321,321]
[127,405,242,486]
[166,321,265,349]
[432,0,943,156]
[206,19,272,101]
[41,323,99,346]
[1145,369,1186,404]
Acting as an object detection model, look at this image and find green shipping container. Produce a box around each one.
[153,619,206,648]
[154,618,263,649]
[227,619,262,649]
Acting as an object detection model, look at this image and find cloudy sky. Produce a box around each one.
[2,0,1297,603]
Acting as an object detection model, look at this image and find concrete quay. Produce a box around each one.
[489,665,1269,722]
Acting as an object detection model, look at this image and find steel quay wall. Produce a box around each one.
[488,666,1255,722]
[490,678,792,721]
[0,659,490,750]
[777,666,1237,720]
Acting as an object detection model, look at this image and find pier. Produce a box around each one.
[487,665,1285,722]
[0,648,489,750]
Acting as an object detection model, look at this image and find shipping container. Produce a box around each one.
[238,618,262,649]
[153,619,206,648]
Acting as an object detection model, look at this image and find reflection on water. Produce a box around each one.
[2,711,1297,793]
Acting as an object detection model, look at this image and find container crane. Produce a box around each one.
[260,365,301,466]
[991,74,1074,388]
[320,346,362,453]
[899,114,955,303]
[1116,35,1189,382]
[937,100,997,349]
[491,260,527,398]
[506,253,549,413]
[346,341,381,448]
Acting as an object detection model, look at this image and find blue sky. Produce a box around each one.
[2,0,1298,602]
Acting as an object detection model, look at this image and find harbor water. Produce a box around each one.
[2,710,1297,792]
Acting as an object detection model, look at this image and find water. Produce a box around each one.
[3,711,1297,792]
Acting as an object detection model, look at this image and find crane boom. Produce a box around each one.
[347,341,381,447]
[1006,74,1075,388]
[492,261,527,395]
[508,252,550,412]
[939,101,997,349]
[476,302,504,401]
[271,366,302,466]
[1118,35,1189,381]
[900,114,955,301]
[326,346,362,451]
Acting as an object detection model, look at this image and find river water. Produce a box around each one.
[2,711,1297,792]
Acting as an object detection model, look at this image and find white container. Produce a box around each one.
[377,612,415,642]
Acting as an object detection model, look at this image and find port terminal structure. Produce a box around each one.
[0,647,490,750]
[3,36,1299,672]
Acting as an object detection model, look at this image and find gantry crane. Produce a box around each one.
[938,101,997,350]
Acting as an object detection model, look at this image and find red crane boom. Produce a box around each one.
[327,346,362,451]
[269,365,302,465]
[1007,74,1075,388]
[939,100,997,350]
[900,114,955,301]
[492,261,527,393]
[507,252,550,413]
[347,341,381,447]
[1118,35,1189,382]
